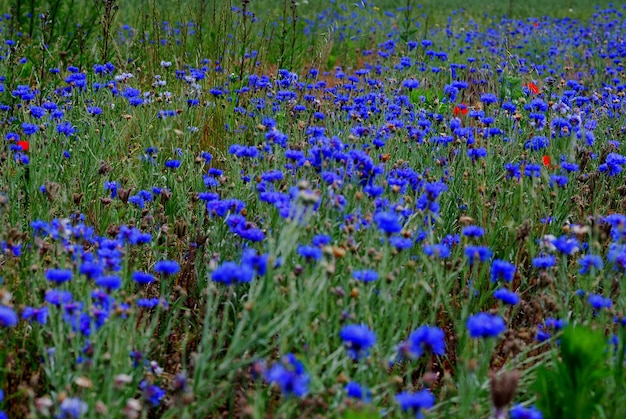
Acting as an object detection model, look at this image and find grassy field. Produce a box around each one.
[0,0,625,417]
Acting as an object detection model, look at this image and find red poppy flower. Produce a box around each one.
[524,82,539,95]
[454,103,468,116]
[17,141,29,152]
[542,155,558,170]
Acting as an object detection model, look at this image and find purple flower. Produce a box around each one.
[467,313,506,338]
[339,324,377,360]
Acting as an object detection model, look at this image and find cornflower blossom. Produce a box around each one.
[490,260,516,282]
[345,382,371,401]
[264,354,310,397]
[467,313,506,338]
[154,260,180,276]
[406,326,445,358]
[578,255,603,275]
[0,306,18,328]
[494,288,520,305]
[396,389,435,417]
[339,324,377,360]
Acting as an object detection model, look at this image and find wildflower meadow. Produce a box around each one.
[1,0,626,417]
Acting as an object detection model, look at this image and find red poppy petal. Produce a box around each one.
[17,141,29,152]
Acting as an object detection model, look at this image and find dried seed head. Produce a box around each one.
[490,370,520,410]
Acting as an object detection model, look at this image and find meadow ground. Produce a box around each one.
[0,0,625,417]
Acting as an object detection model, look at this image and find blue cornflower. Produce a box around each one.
[532,255,556,269]
[389,236,413,250]
[396,389,435,417]
[510,404,543,419]
[45,290,73,305]
[599,153,626,176]
[467,313,506,338]
[407,325,445,358]
[423,243,451,259]
[464,245,492,265]
[525,136,549,151]
[578,254,603,275]
[264,353,310,397]
[45,268,73,283]
[312,234,331,247]
[79,262,103,279]
[95,275,122,291]
[211,261,254,285]
[140,381,166,407]
[154,260,180,276]
[87,106,102,116]
[0,306,18,327]
[165,159,181,169]
[493,288,520,305]
[132,271,155,285]
[297,245,322,261]
[339,324,377,360]
[374,211,402,235]
[467,147,487,160]
[22,306,48,325]
[549,175,568,188]
[587,294,611,310]
[550,235,579,255]
[480,93,498,104]
[462,225,484,238]
[345,382,371,401]
[137,298,160,308]
[22,122,39,135]
[490,260,516,282]
[353,270,379,282]
[59,397,88,418]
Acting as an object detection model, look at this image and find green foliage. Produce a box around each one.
[533,326,611,419]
